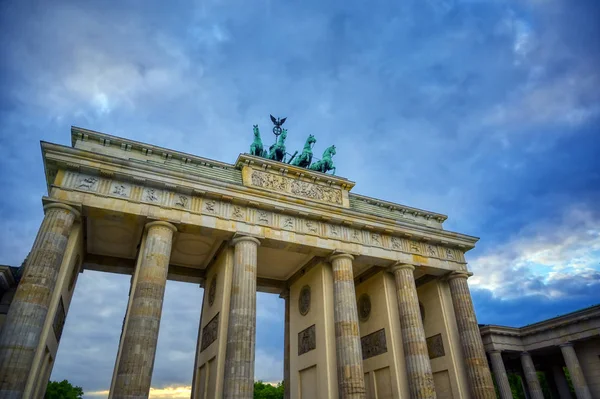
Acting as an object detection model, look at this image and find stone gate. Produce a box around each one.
[0,126,496,399]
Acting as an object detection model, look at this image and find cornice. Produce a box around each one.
[43,142,479,249]
[71,126,234,170]
[480,304,600,338]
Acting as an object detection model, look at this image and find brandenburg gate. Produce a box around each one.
[0,122,495,398]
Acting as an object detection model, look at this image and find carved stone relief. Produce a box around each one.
[305,220,318,234]
[143,187,162,203]
[357,294,371,322]
[282,216,295,230]
[250,169,343,205]
[76,175,99,191]
[361,329,387,360]
[62,174,464,263]
[426,334,445,359]
[371,233,381,246]
[410,241,421,253]
[111,182,131,197]
[53,298,67,341]
[208,275,217,307]
[203,199,217,214]
[298,285,311,316]
[257,210,270,224]
[232,206,245,220]
[298,324,316,355]
[426,244,437,257]
[174,194,191,209]
[201,313,219,352]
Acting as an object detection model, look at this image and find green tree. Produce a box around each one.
[254,380,284,399]
[45,380,84,399]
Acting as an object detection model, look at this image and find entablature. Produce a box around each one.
[42,142,478,258]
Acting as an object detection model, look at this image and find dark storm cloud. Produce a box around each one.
[0,0,598,394]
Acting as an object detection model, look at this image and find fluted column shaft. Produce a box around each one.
[489,351,512,399]
[560,343,592,399]
[552,364,572,399]
[330,253,366,399]
[520,352,544,399]
[223,236,260,399]
[0,203,79,398]
[112,221,177,399]
[447,272,495,399]
[390,263,436,399]
[280,290,290,399]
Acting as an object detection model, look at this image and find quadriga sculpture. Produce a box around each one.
[291,134,316,168]
[309,145,336,175]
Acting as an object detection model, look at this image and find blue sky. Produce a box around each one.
[1,0,599,396]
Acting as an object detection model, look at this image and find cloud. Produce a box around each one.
[0,0,598,393]
[469,203,600,300]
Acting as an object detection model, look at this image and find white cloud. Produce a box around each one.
[470,204,600,298]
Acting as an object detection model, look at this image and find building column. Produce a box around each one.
[489,350,512,399]
[0,202,80,398]
[223,236,260,399]
[389,263,436,399]
[112,221,177,399]
[552,363,572,399]
[447,271,495,399]
[330,253,366,399]
[279,289,290,399]
[520,352,544,399]
[560,343,592,399]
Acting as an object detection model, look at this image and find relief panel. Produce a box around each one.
[249,169,343,205]
[201,313,219,352]
[298,324,316,355]
[361,328,387,360]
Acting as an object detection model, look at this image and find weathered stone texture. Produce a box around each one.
[390,263,436,399]
[223,236,260,399]
[330,253,366,399]
[520,352,544,399]
[489,351,512,399]
[560,343,592,399]
[279,290,290,399]
[112,221,176,399]
[0,203,78,398]
[447,272,495,399]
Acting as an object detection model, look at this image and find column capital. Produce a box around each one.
[388,262,415,274]
[231,235,261,247]
[446,270,472,281]
[145,220,177,233]
[43,202,81,220]
[559,342,574,348]
[279,288,290,300]
[329,252,354,263]
[520,351,531,357]
[489,349,503,355]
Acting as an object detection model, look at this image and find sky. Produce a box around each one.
[0,0,599,397]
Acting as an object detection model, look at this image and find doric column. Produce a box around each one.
[552,364,572,399]
[389,263,436,399]
[223,236,260,399]
[0,203,79,398]
[560,343,592,399]
[520,352,544,399]
[330,253,366,399]
[112,221,177,399]
[489,350,512,399]
[447,271,495,398]
[279,289,290,399]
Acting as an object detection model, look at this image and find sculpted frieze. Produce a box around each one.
[250,169,342,205]
[62,172,465,263]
